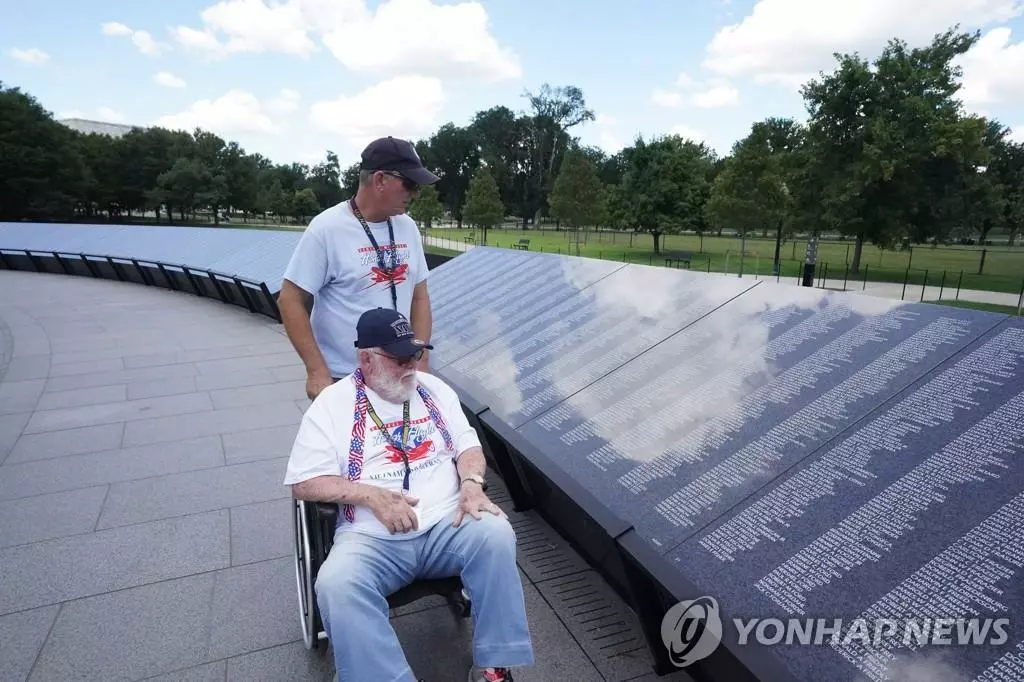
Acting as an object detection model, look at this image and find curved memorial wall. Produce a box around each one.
[0,222,303,320]
[426,246,1024,682]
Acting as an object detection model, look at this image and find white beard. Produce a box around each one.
[374,373,416,403]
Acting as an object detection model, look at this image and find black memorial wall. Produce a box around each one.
[428,247,1024,682]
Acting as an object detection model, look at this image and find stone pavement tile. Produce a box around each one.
[5,422,124,464]
[0,412,31,464]
[127,375,198,400]
[0,604,60,682]
[48,342,185,367]
[0,485,107,549]
[209,380,306,410]
[43,362,199,393]
[28,572,218,682]
[193,368,281,392]
[28,557,296,682]
[0,379,45,416]
[33,383,126,411]
[271,364,307,382]
[193,352,302,376]
[388,573,604,682]
[96,457,290,529]
[3,355,49,382]
[221,424,299,465]
[0,510,229,616]
[122,401,304,447]
[230,498,292,566]
[24,392,214,434]
[0,436,224,501]
[225,641,333,682]
[45,357,123,378]
[205,557,297,661]
[142,661,227,682]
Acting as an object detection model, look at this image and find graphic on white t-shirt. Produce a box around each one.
[358,243,411,293]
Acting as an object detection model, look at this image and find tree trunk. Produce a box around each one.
[773,219,783,276]
[652,230,662,255]
[851,232,865,272]
[1009,227,1018,247]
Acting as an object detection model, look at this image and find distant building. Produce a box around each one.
[58,118,141,138]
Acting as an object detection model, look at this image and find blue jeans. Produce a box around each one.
[315,508,534,681]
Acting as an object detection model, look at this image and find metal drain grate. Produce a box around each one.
[537,571,680,682]
[509,511,592,583]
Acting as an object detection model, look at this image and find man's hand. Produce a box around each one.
[305,367,334,401]
[453,482,504,527]
[368,489,421,534]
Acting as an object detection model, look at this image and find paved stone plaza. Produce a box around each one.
[0,270,682,682]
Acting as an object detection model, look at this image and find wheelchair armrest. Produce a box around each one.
[313,501,339,526]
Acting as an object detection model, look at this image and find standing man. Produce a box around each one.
[279,136,440,400]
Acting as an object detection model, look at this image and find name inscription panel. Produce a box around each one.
[670,318,1024,682]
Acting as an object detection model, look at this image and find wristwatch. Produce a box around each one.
[460,473,485,488]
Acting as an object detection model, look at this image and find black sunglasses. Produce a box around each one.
[383,171,419,192]
[375,349,425,364]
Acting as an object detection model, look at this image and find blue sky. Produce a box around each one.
[3,0,1023,169]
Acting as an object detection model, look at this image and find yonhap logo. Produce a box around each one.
[661,596,723,667]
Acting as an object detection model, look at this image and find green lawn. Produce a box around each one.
[425,227,1024,295]
[925,299,1022,315]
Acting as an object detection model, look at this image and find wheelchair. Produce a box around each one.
[292,498,474,652]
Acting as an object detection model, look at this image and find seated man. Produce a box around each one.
[283,307,534,682]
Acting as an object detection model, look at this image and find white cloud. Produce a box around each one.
[171,0,519,82]
[171,0,318,58]
[702,0,1023,87]
[1010,124,1024,143]
[153,90,282,135]
[691,85,740,108]
[591,113,625,152]
[652,74,740,109]
[155,72,187,88]
[957,27,1024,109]
[322,0,520,82]
[101,22,132,36]
[651,89,684,107]
[670,125,707,143]
[309,75,445,147]
[101,21,165,56]
[8,47,50,64]
[267,88,301,114]
[96,107,126,123]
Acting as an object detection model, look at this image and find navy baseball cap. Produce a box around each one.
[360,136,440,186]
[355,308,433,357]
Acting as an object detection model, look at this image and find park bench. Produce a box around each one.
[464,232,475,243]
[663,250,695,268]
[513,239,530,250]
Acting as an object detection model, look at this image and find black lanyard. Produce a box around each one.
[350,199,399,311]
[365,398,412,492]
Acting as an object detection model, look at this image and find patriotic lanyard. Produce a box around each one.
[343,369,457,523]
[365,397,412,493]
[350,198,399,311]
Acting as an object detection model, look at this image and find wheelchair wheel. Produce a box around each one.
[293,499,318,650]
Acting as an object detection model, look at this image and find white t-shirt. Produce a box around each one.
[282,201,429,378]
[283,371,482,539]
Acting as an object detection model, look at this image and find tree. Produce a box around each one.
[705,118,805,273]
[548,148,608,255]
[462,165,504,244]
[611,135,717,254]
[409,184,444,229]
[800,27,988,271]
